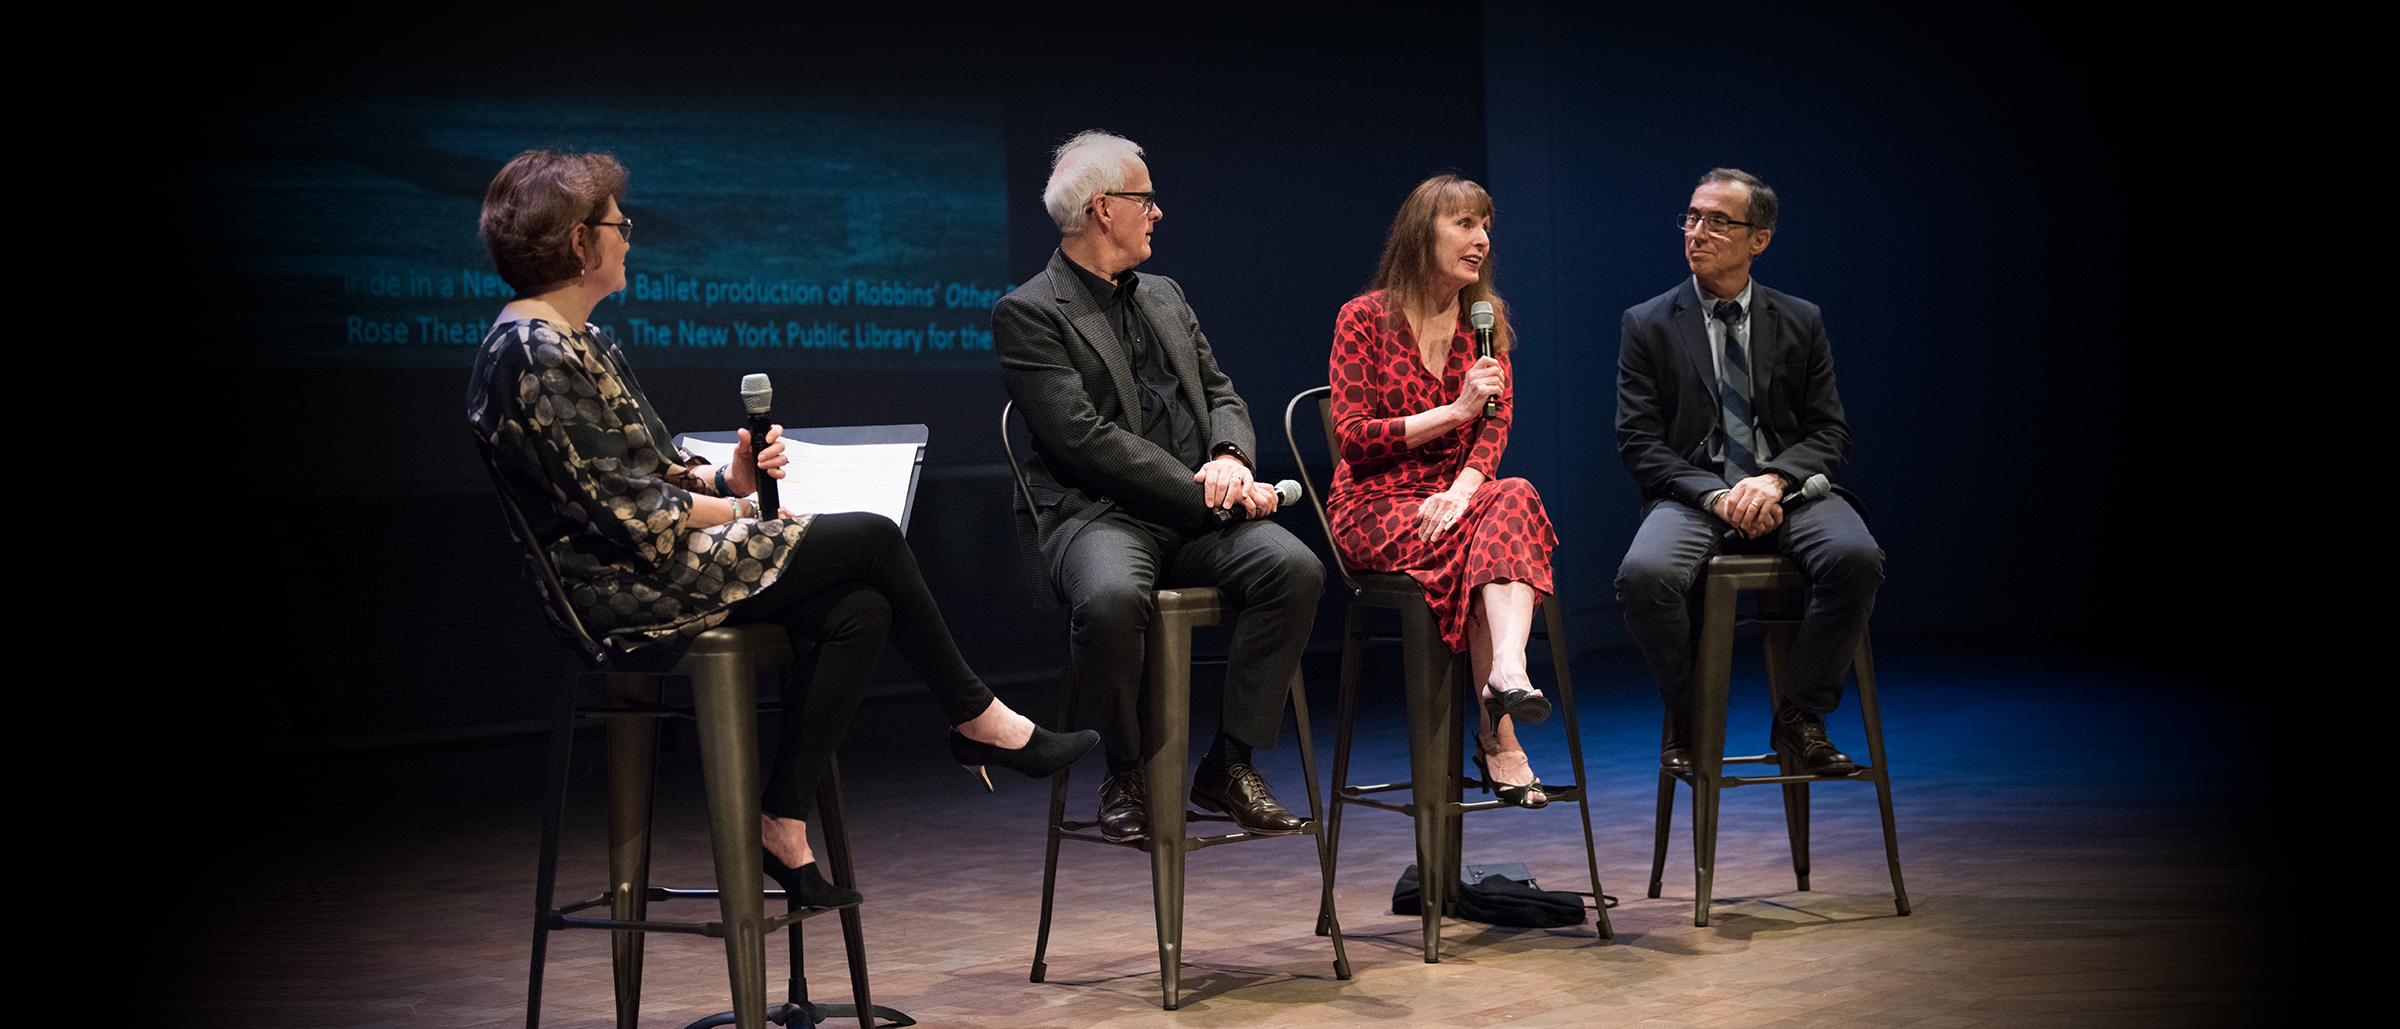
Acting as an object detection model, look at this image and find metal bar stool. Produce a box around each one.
[494,480,908,1029]
[1647,553,1910,927]
[1000,402,1351,1010]
[1283,386,1611,961]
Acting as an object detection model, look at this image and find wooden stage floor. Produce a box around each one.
[184,645,2266,1027]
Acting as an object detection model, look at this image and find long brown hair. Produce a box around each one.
[1369,174,1512,352]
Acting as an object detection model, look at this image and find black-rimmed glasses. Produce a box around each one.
[1677,212,1754,235]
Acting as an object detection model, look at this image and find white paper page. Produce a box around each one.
[681,436,739,470]
[777,441,919,524]
[681,437,918,526]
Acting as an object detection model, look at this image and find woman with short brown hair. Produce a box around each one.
[468,149,1096,907]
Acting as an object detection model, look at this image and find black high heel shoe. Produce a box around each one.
[949,725,1102,791]
[1471,744,1550,810]
[761,848,863,910]
[1481,680,1551,727]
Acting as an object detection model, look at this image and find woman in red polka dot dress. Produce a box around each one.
[1328,174,1561,808]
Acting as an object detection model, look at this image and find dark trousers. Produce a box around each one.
[1057,508,1324,768]
[1616,495,1883,717]
[730,512,996,820]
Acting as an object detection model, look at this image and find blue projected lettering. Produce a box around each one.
[348,316,409,343]
[232,97,1007,368]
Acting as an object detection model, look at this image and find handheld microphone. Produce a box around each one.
[1469,301,1497,418]
[1213,479,1303,527]
[1720,473,1830,540]
[739,373,777,516]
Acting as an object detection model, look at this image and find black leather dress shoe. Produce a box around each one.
[1191,762,1309,836]
[1770,707,1857,776]
[1098,769,1148,842]
[1661,708,1694,774]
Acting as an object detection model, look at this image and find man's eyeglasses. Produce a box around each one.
[1677,212,1755,236]
[587,218,634,242]
[1103,191,1158,214]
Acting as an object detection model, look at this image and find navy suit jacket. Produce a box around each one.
[1615,278,1853,513]
[995,249,1259,602]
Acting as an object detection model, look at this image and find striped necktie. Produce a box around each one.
[1714,300,1756,486]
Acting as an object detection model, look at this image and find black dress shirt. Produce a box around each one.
[1065,256,1203,468]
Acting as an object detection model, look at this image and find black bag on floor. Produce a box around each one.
[1392,862,1586,928]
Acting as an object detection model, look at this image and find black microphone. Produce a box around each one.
[1720,473,1829,539]
[1213,479,1303,527]
[1469,301,1497,418]
[739,373,777,516]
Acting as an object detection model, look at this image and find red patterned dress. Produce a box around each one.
[1328,291,1557,652]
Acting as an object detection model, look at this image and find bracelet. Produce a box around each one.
[713,465,730,496]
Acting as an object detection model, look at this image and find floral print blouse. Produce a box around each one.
[468,318,811,658]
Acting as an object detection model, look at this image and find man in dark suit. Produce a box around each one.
[1615,168,1884,777]
[994,130,1323,842]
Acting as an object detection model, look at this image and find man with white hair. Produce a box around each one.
[995,130,1324,843]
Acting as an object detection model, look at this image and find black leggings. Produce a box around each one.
[729,512,997,820]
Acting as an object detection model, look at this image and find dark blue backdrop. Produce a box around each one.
[173,1,2219,746]
[1477,2,2206,648]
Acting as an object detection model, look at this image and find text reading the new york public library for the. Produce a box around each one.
[343,267,1009,355]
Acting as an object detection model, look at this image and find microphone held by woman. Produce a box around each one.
[1324,173,1562,808]
[469,148,1098,905]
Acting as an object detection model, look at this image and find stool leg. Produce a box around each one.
[1690,571,1742,928]
[1691,763,1721,928]
[1543,597,1611,939]
[1287,668,1351,979]
[1648,767,1675,900]
[1316,606,1368,939]
[527,669,581,1029]
[1030,779,1070,985]
[1853,639,1911,916]
[1442,681,1467,916]
[1783,780,1813,892]
[603,672,662,1029]
[1143,610,1195,1011]
[1761,620,1812,892]
[815,758,874,1029]
[1398,600,1454,963]
[691,657,770,1029]
[1031,653,1077,984]
[785,912,807,1015]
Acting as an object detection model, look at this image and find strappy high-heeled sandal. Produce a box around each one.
[1481,679,1551,727]
[1472,741,1550,810]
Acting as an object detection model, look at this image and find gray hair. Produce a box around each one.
[1044,130,1144,235]
[1698,167,1777,234]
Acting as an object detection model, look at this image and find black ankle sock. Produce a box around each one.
[1202,731,1252,773]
